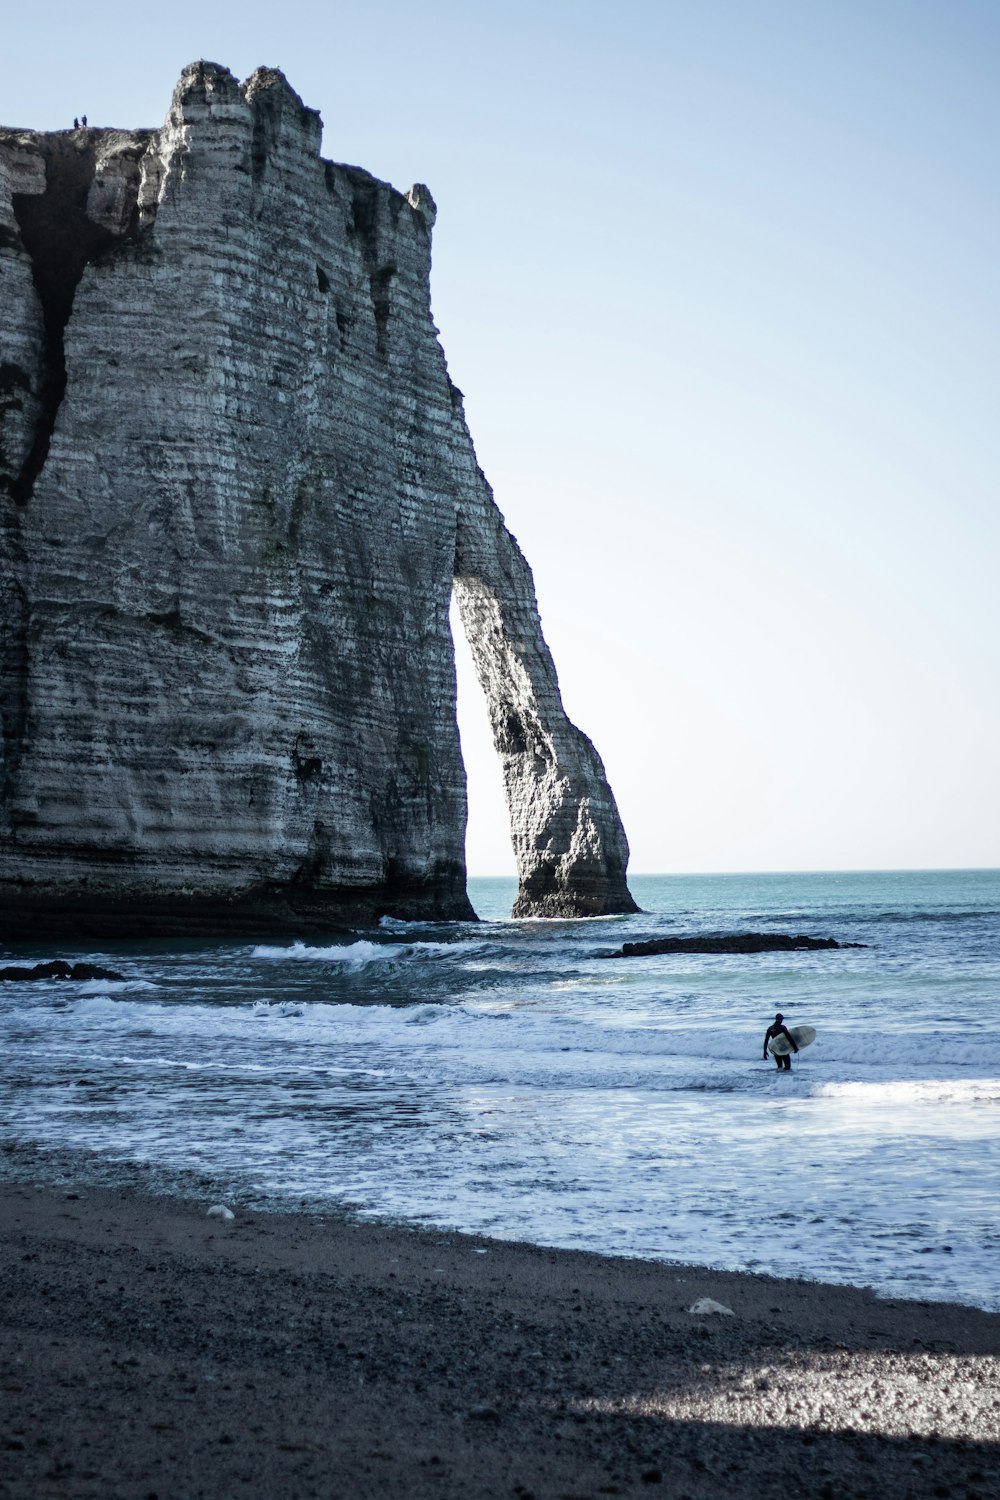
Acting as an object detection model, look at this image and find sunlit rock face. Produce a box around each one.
[0,62,637,936]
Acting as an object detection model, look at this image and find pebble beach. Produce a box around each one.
[2,1182,998,1500]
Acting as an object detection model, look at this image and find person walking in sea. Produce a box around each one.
[763,1012,799,1071]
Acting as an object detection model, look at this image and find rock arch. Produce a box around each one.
[0,62,636,935]
[453,489,636,918]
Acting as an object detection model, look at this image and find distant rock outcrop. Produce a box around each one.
[604,933,866,959]
[0,961,125,982]
[0,63,637,937]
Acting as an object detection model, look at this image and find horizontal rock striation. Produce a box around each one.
[0,63,637,937]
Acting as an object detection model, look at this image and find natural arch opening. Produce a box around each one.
[449,592,516,880]
[450,558,638,920]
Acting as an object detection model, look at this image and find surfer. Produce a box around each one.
[763,1012,799,1071]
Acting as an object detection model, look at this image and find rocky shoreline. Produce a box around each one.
[1,1182,997,1499]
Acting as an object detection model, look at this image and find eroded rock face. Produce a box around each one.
[0,62,637,936]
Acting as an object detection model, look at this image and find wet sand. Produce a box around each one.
[1,1181,998,1499]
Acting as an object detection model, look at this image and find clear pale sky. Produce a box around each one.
[4,2,998,874]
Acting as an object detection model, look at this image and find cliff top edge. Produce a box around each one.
[0,62,437,226]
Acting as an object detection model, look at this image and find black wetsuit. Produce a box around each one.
[763,1021,798,1070]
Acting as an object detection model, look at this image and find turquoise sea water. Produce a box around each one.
[1,868,998,1309]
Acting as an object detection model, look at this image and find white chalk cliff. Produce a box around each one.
[0,63,637,935]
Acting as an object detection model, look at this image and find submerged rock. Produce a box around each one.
[605,933,866,958]
[0,64,637,937]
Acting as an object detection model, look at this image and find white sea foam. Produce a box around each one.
[250,999,305,1018]
[72,994,152,1019]
[4,869,999,1312]
[55,992,1000,1083]
[251,939,393,964]
[815,1078,1000,1105]
[249,939,485,964]
[378,914,439,932]
[51,978,158,995]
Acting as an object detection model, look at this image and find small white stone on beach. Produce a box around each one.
[207,1203,235,1221]
[688,1297,735,1316]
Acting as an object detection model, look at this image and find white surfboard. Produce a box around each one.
[768,1024,816,1057]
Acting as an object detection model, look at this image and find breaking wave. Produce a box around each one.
[249,939,485,964]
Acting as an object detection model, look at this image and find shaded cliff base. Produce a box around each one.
[0,868,475,941]
[1,1178,998,1500]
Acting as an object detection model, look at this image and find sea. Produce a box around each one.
[2,869,998,1312]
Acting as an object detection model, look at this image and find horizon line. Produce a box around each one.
[465,864,1000,879]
